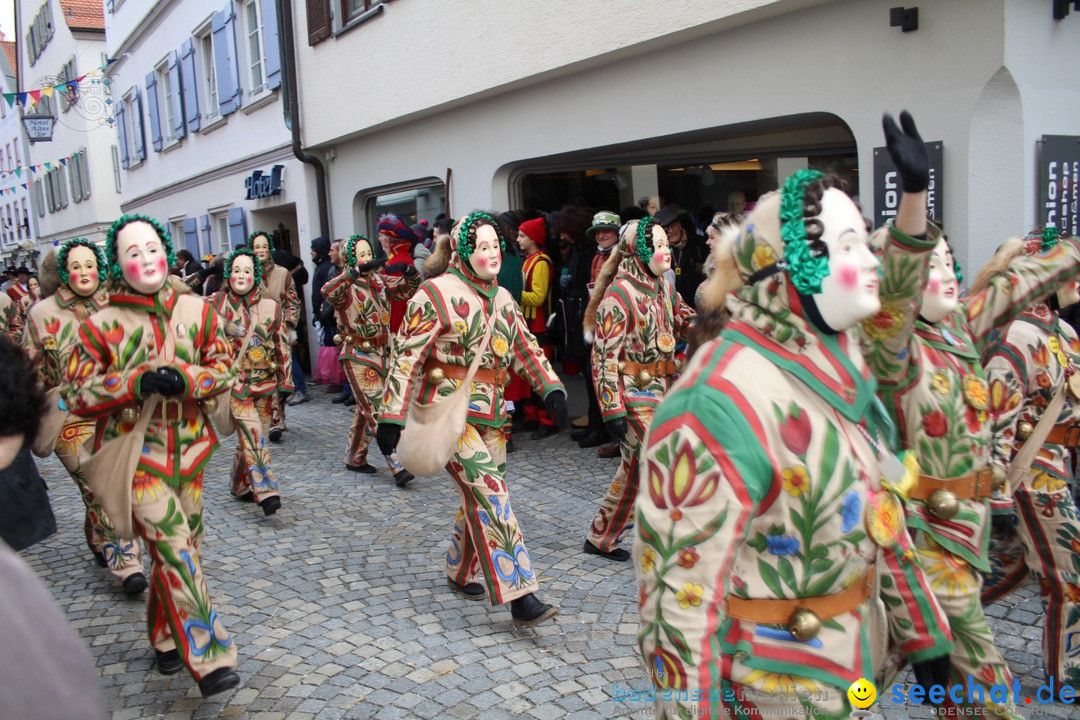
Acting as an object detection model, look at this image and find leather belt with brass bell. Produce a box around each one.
[725,563,875,642]
[1016,423,1080,448]
[148,399,201,423]
[339,334,389,351]
[621,360,677,380]
[909,469,997,502]
[423,359,509,386]
[241,359,273,371]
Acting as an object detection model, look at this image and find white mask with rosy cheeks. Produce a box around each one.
[467,225,502,280]
[229,255,256,295]
[354,239,374,270]
[117,221,170,295]
[811,188,881,331]
[920,237,959,323]
[647,225,672,276]
[66,245,100,297]
[252,236,271,263]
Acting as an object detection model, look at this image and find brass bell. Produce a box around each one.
[270,362,279,372]
[788,607,822,641]
[360,341,373,352]
[617,361,626,372]
[637,369,652,386]
[991,464,1007,492]
[1016,421,1033,441]
[120,406,140,423]
[674,359,684,372]
[428,367,446,383]
[333,334,343,345]
[927,488,960,520]
[202,397,217,413]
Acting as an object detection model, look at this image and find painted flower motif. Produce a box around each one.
[453,320,468,336]
[863,305,905,340]
[646,441,718,511]
[102,372,124,392]
[990,378,1022,413]
[132,469,163,503]
[483,474,500,493]
[649,647,688,690]
[477,509,490,526]
[765,535,799,555]
[403,306,437,335]
[609,480,622,496]
[781,466,810,497]
[739,669,820,696]
[358,365,383,392]
[640,546,656,573]
[676,547,699,569]
[921,545,977,595]
[638,583,648,609]
[379,312,390,325]
[866,490,904,548]
[778,407,811,456]
[44,317,60,335]
[43,337,57,350]
[1032,345,1050,368]
[452,299,470,318]
[751,245,776,272]
[931,371,951,396]
[964,406,982,435]
[1030,472,1067,493]
[922,410,948,438]
[962,375,990,410]
[102,322,124,346]
[1064,583,1080,605]
[840,490,861,533]
[55,421,94,456]
[1036,372,1052,389]
[1070,537,1080,556]
[676,582,704,609]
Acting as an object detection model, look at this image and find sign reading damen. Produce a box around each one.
[873,142,943,228]
[244,165,285,200]
[1037,135,1080,237]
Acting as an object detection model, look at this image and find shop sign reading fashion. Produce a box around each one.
[873,141,943,227]
[1038,135,1080,237]
[244,165,285,200]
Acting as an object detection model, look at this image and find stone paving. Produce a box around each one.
[18,379,1075,720]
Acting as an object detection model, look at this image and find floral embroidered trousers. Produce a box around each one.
[269,392,286,434]
[446,423,537,605]
[343,360,405,475]
[982,479,1080,692]
[587,403,653,552]
[914,531,1024,719]
[133,466,237,680]
[229,395,281,503]
[56,417,143,582]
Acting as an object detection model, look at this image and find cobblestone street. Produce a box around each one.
[18,384,1074,720]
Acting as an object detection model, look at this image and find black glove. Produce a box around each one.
[882,111,929,193]
[384,263,418,277]
[376,423,402,456]
[139,367,186,397]
[912,654,951,691]
[991,513,1016,535]
[606,417,628,442]
[544,390,568,428]
[354,257,387,277]
[198,264,223,280]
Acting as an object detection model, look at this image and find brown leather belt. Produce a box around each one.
[726,563,874,633]
[1020,424,1080,448]
[621,360,677,378]
[423,359,509,386]
[150,399,201,423]
[909,469,996,501]
[341,334,389,349]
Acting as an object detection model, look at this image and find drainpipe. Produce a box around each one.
[278,0,330,239]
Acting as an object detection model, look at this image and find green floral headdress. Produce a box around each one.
[634,217,659,264]
[779,169,829,295]
[225,246,262,289]
[57,237,106,286]
[247,230,275,253]
[1042,226,1060,252]
[104,214,176,284]
[344,234,371,269]
[456,212,505,262]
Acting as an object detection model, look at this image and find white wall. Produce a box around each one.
[0,49,35,262]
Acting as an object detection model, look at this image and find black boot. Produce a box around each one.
[236,491,255,503]
[346,462,377,473]
[510,593,558,627]
[122,572,149,596]
[447,578,486,601]
[583,539,630,561]
[394,469,414,487]
[331,390,350,404]
[92,550,107,567]
[197,667,241,697]
[577,428,608,449]
[260,496,281,516]
[155,649,184,675]
[570,427,591,442]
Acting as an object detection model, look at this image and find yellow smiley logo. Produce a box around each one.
[847,677,877,709]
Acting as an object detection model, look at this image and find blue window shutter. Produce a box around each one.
[183,217,199,255]
[180,39,200,132]
[115,103,129,168]
[145,72,163,152]
[212,7,242,116]
[261,0,281,90]
[166,51,185,139]
[131,86,146,161]
[200,214,211,254]
[227,207,247,248]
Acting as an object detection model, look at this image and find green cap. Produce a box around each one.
[587,211,621,239]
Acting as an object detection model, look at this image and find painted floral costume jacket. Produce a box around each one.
[23,285,108,391]
[322,267,420,380]
[381,265,563,428]
[209,288,293,399]
[0,291,21,340]
[65,283,236,482]
[636,275,950,718]
[863,228,1080,570]
[591,256,695,421]
[261,260,300,330]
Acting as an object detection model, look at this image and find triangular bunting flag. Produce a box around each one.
[14,168,20,178]
[44,162,51,171]
[20,184,27,191]
[60,157,68,166]
[16,93,28,107]
[41,87,54,98]
[2,94,14,108]
[28,90,41,103]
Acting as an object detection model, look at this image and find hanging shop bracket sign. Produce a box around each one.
[1037,136,1079,237]
[872,142,944,228]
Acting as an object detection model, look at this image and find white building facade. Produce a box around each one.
[292,0,1080,274]
[0,40,37,269]
[106,0,321,361]
[17,0,122,259]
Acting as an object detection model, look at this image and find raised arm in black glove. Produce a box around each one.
[384,263,418,277]
[352,257,387,279]
[138,367,186,397]
[882,110,929,194]
[544,389,568,428]
[911,653,952,691]
[605,416,627,442]
[376,423,402,456]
